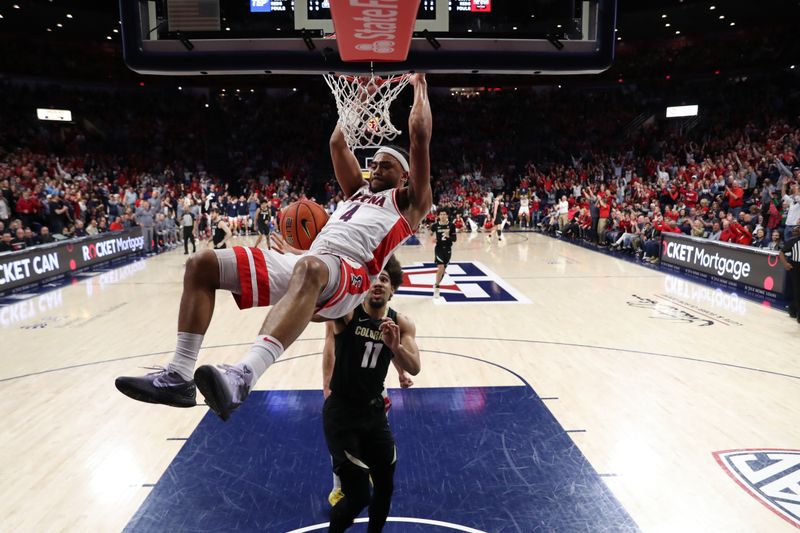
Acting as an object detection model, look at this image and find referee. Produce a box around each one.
[180,200,197,255]
[430,210,457,299]
[780,226,800,322]
[322,256,421,533]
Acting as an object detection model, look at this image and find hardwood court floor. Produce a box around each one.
[1,231,798,532]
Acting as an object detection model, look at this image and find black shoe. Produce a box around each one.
[194,364,253,421]
[789,312,797,319]
[184,251,189,255]
[115,366,196,407]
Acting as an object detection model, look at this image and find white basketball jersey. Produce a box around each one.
[520,197,530,209]
[310,185,414,276]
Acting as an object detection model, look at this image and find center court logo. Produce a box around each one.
[714,449,800,527]
[397,261,529,304]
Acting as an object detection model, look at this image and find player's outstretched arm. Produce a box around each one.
[330,124,367,198]
[405,74,432,228]
[270,233,303,255]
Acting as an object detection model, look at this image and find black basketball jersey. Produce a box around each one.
[259,209,271,227]
[211,218,226,247]
[330,305,398,402]
[431,221,456,249]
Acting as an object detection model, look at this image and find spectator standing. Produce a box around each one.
[783,182,800,243]
[0,194,10,226]
[596,190,611,245]
[16,189,40,229]
[48,195,71,235]
[556,195,569,230]
[136,200,157,253]
[724,179,744,218]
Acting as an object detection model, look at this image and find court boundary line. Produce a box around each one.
[2,335,799,383]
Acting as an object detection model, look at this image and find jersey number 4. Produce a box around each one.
[360,341,383,369]
[340,205,361,222]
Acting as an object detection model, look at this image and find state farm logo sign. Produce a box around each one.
[714,449,800,528]
[351,0,399,55]
[331,0,418,62]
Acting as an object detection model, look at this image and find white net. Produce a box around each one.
[323,73,412,149]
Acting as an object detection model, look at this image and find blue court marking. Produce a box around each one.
[125,386,638,533]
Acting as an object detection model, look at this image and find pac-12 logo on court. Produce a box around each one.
[398,261,529,304]
[713,449,800,527]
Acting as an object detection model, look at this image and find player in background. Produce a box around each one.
[430,210,457,299]
[487,192,505,242]
[209,208,232,249]
[253,199,273,250]
[518,193,531,229]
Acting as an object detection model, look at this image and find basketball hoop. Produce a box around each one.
[323,73,412,150]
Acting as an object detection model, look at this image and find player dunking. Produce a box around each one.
[321,256,419,532]
[430,210,456,299]
[115,74,431,421]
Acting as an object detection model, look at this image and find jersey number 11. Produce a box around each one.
[361,341,383,369]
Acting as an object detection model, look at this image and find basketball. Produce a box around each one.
[279,199,329,250]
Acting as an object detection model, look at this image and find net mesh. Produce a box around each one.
[323,73,411,149]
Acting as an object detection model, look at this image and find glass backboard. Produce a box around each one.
[120,0,617,75]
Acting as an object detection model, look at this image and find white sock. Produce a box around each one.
[332,472,341,490]
[168,332,204,381]
[242,335,284,382]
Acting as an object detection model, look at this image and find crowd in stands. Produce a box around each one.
[1,74,799,268]
[430,75,800,264]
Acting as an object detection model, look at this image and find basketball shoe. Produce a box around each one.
[194,363,254,421]
[328,488,344,507]
[115,366,196,408]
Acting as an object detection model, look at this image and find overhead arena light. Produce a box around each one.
[666,105,699,118]
[37,108,73,122]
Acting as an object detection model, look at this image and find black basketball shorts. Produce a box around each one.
[434,246,452,266]
[323,394,396,474]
